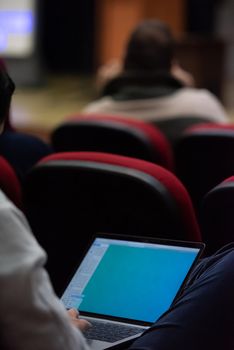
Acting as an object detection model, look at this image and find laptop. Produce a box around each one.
[61,234,205,350]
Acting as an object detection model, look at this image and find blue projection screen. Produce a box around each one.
[0,0,36,57]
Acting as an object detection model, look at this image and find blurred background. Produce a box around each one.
[1,0,234,141]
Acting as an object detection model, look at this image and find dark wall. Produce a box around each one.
[186,0,221,34]
[40,0,95,73]
[40,0,221,73]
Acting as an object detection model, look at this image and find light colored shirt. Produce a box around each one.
[0,190,89,350]
[83,88,228,123]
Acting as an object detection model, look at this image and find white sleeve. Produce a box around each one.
[0,191,90,350]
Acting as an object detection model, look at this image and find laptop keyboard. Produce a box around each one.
[84,319,144,343]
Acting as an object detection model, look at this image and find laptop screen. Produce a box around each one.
[61,236,203,324]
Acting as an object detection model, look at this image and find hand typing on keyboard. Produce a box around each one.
[67,308,92,332]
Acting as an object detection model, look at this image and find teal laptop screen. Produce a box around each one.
[61,237,200,323]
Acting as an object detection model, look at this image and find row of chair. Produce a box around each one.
[2,111,232,220]
[0,148,232,293]
[1,113,234,293]
[50,114,234,216]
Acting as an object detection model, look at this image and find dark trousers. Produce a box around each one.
[130,244,234,350]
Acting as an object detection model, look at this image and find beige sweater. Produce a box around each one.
[83,87,228,123]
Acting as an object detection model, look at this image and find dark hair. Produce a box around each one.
[0,67,15,126]
[123,20,175,72]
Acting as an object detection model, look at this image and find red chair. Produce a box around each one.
[51,114,174,170]
[23,151,201,294]
[201,176,234,255]
[175,123,234,215]
[0,156,22,209]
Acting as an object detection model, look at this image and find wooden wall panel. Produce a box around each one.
[95,0,144,65]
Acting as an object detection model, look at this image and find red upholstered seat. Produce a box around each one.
[23,151,200,293]
[201,176,234,255]
[51,114,174,170]
[175,123,234,215]
[0,156,22,209]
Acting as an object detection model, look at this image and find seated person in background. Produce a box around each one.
[0,61,52,182]
[84,20,228,123]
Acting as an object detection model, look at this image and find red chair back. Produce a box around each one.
[51,114,174,170]
[175,123,234,214]
[23,151,201,293]
[201,175,234,255]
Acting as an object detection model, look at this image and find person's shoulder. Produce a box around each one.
[178,87,219,100]
[175,87,228,121]
[176,87,225,109]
